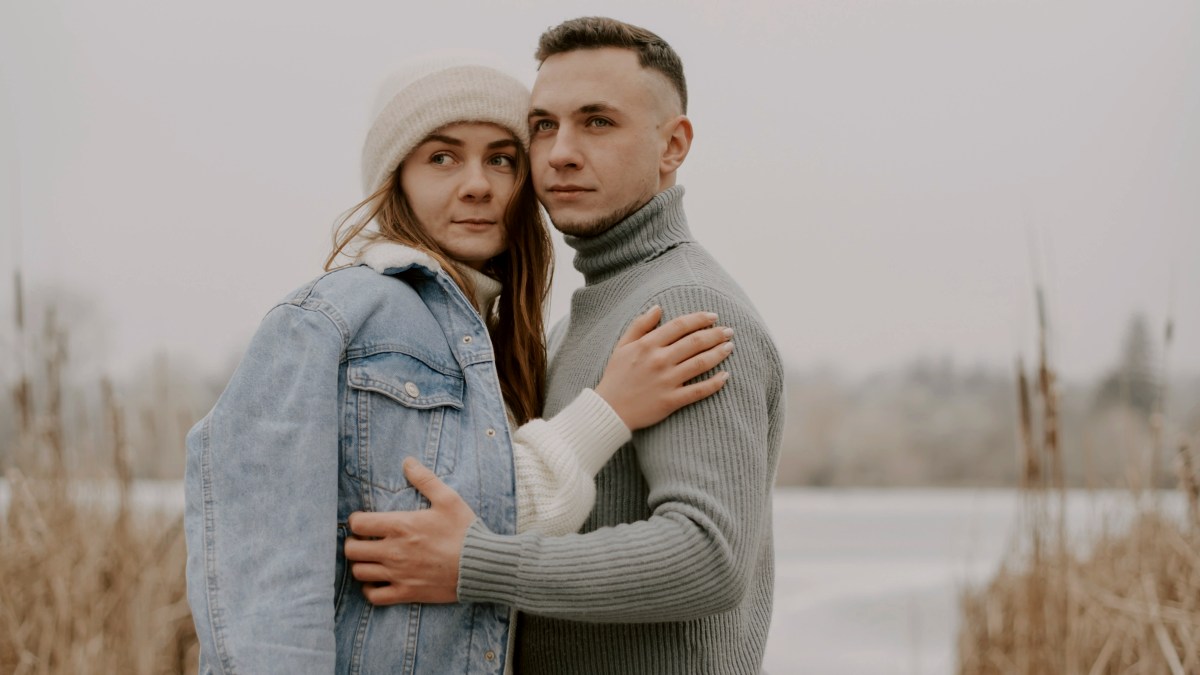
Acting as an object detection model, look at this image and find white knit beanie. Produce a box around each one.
[361,56,531,197]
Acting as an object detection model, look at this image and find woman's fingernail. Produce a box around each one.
[705,312,718,322]
[722,327,734,339]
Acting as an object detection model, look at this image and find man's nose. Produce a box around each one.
[546,128,583,171]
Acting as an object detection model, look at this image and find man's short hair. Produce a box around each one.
[535,16,688,114]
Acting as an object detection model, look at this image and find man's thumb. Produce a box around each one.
[403,457,451,504]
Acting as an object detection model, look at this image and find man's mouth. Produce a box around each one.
[547,185,593,197]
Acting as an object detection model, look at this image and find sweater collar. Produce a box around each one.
[457,264,502,314]
[564,185,692,285]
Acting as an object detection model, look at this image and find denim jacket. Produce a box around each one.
[184,245,517,675]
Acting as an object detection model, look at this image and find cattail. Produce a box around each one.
[960,273,1200,674]
[1016,357,1038,488]
[11,270,32,461]
[1179,442,1199,530]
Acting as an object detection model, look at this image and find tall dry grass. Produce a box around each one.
[958,287,1200,674]
[1,273,198,675]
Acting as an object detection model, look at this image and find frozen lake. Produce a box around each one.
[764,487,1180,674]
[1,481,1176,673]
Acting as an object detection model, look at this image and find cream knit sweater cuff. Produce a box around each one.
[511,388,631,536]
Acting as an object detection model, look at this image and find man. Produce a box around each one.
[346,17,784,674]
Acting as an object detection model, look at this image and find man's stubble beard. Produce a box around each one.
[547,195,652,238]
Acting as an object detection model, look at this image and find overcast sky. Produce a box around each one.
[2,0,1197,381]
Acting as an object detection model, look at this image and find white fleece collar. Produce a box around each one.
[355,240,501,311]
[357,241,442,275]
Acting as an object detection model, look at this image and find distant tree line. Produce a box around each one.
[776,314,1198,488]
[3,296,1196,488]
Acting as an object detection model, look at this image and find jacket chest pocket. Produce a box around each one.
[344,351,464,495]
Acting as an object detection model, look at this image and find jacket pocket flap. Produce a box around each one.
[347,351,464,409]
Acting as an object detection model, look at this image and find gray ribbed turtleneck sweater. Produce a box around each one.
[457,186,785,675]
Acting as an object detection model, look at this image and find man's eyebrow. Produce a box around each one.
[528,103,619,119]
[578,103,618,114]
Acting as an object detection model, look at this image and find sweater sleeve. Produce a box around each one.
[456,286,784,623]
[511,388,631,536]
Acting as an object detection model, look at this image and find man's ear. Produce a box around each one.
[660,115,693,176]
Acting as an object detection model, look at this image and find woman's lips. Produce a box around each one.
[452,219,499,231]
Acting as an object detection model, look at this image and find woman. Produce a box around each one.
[183,58,732,674]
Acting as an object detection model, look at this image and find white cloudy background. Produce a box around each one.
[2,0,1197,381]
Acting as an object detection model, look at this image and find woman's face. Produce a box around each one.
[399,122,520,271]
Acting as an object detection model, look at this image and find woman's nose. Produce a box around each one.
[457,164,493,202]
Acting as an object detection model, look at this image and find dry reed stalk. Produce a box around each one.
[1177,442,1199,529]
[1,284,198,674]
[958,281,1200,674]
[960,510,1200,674]
[0,470,198,675]
[1017,358,1038,489]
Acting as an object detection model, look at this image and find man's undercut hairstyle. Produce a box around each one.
[535,16,688,114]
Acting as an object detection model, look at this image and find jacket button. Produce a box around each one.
[462,335,473,344]
[485,428,496,437]
[404,382,420,397]
[484,650,496,661]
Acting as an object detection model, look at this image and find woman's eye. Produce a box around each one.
[489,154,515,168]
[431,152,453,165]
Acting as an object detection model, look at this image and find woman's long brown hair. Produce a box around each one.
[325,137,553,425]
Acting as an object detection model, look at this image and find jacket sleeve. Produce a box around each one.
[184,301,344,673]
[456,286,784,622]
[511,388,631,536]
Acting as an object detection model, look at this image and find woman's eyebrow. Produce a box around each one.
[423,133,463,146]
[420,134,514,149]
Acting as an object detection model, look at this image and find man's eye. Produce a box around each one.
[532,119,555,132]
[588,118,612,128]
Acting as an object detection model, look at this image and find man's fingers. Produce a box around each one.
[615,305,662,349]
[674,339,734,382]
[348,511,395,539]
[350,562,390,583]
[343,535,390,562]
[403,458,456,506]
[645,311,719,348]
[363,582,408,607]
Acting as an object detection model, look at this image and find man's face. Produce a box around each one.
[529,48,680,237]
